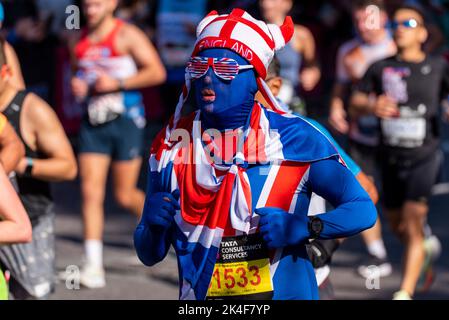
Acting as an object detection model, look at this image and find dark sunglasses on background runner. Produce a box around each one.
[390,19,421,30]
[187,57,254,81]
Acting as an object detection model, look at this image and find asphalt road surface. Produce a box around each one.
[49,125,449,300]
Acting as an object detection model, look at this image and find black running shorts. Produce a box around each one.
[381,152,442,209]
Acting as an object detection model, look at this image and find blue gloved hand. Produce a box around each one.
[143,190,180,229]
[255,207,310,249]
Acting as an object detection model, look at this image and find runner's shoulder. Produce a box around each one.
[22,93,57,125]
[116,21,151,54]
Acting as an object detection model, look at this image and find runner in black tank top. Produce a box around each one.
[0,35,76,299]
[0,88,77,300]
[2,91,52,224]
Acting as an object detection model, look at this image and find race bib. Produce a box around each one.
[87,93,125,126]
[206,234,273,300]
[381,117,426,148]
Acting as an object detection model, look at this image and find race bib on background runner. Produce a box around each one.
[381,105,427,148]
[381,117,426,148]
[207,234,273,300]
[87,93,125,126]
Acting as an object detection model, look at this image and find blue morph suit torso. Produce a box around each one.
[134,49,377,300]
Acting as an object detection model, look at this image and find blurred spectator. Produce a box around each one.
[35,0,74,35]
[211,0,259,15]
[424,0,449,51]
[260,0,321,114]
[2,0,59,104]
[151,0,208,121]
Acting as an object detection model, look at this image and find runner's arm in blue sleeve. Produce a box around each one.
[134,171,178,266]
[309,158,377,238]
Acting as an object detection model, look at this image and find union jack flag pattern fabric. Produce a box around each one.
[148,103,342,299]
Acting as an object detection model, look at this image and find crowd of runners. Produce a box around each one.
[0,0,449,300]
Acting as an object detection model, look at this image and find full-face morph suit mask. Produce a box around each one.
[193,49,259,132]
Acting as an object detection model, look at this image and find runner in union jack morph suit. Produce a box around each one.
[134,9,377,300]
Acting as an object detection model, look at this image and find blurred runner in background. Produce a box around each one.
[350,5,449,299]
[69,0,166,289]
[259,0,321,114]
[0,163,32,300]
[328,0,396,278]
[0,39,77,299]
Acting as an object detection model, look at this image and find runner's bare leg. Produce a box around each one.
[400,201,427,296]
[80,154,111,241]
[112,157,145,218]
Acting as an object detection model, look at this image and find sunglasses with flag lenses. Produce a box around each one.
[187,57,254,81]
[391,19,420,30]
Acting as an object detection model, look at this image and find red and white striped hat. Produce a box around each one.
[193,8,294,79]
[167,9,294,138]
